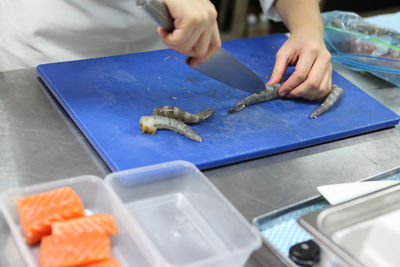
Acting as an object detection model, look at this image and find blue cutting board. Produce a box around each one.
[37,34,400,171]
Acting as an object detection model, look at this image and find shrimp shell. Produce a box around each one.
[228,83,280,113]
[310,84,343,119]
[153,106,214,124]
[139,115,202,142]
[228,82,343,119]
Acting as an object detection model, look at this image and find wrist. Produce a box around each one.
[288,17,324,41]
[275,0,324,37]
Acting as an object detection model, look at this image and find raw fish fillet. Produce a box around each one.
[83,258,120,267]
[52,214,118,237]
[16,187,84,244]
[39,232,110,267]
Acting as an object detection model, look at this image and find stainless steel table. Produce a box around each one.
[1,65,399,266]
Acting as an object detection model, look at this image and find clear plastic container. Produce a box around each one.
[105,160,262,267]
[0,161,262,267]
[0,176,158,267]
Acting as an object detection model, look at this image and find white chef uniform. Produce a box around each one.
[0,0,166,72]
[259,0,282,22]
[0,0,280,72]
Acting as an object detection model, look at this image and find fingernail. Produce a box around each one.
[190,60,198,68]
[185,57,193,65]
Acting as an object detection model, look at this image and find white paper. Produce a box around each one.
[317,181,400,205]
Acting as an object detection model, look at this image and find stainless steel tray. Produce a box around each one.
[252,165,400,266]
[299,182,400,266]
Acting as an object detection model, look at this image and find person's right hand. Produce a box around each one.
[157,0,221,68]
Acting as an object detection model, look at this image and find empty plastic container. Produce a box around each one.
[105,160,262,267]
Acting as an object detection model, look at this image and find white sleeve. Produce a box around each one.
[259,0,282,22]
[0,0,165,72]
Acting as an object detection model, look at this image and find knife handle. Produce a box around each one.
[137,0,174,32]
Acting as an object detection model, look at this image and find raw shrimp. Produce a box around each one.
[228,83,343,118]
[139,115,202,142]
[228,83,280,113]
[310,84,343,119]
[153,106,214,124]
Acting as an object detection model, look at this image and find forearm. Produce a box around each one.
[274,0,324,37]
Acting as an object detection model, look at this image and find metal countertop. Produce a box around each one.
[1,65,399,266]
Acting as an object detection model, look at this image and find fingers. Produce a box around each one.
[265,49,289,88]
[158,21,201,55]
[264,27,335,101]
[188,24,221,67]
[287,50,332,100]
[179,27,206,56]
[186,27,213,61]
[318,66,333,98]
[279,50,315,97]
[159,0,221,65]
[268,35,333,101]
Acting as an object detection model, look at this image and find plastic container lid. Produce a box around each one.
[0,161,262,267]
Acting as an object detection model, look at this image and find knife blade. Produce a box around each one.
[136,0,265,93]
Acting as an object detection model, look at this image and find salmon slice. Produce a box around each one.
[16,187,85,245]
[52,214,118,237]
[82,258,120,267]
[39,232,111,267]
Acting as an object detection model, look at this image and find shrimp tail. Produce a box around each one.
[310,84,343,119]
[228,102,246,113]
[197,107,214,121]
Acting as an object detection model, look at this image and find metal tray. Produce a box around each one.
[252,165,400,266]
[299,180,400,266]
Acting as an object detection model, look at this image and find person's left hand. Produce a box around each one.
[265,32,332,100]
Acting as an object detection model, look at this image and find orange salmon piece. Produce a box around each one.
[16,187,84,245]
[39,232,111,267]
[82,258,120,267]
[52,214,118,237]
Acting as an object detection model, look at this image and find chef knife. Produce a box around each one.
[136,0,265,93]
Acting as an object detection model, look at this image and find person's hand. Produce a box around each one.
[157,0,221,68]
[266,32,332,100]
